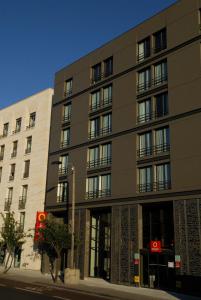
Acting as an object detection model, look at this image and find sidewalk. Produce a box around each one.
[0,268,200,300]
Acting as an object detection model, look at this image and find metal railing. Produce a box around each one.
[4,199,12,211]
[58,167,68,177]
[56,195,67,203]
[26,123,35,130]
[137,143,170,158]
[89,97,112,113]
[91,70,113,84]
[137,74,167,93]
[88,126,112,139]
[153,42,167,54]
[12,128,21,134]
[62,113,71,123]
[25,148,31,154]
[60,139,70,149]
[137,111,168,124]
[11,150,17,158]
[87,156,112,169]
[138,180,171,192]
[85,189,111,200]
[64,89,72,98]
[18,196,26,210]
[137,49,151,62]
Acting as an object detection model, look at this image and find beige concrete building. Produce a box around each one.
[0,88,53,270]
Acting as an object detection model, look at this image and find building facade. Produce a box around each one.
[0,88,53,270]
[45,0,201,294]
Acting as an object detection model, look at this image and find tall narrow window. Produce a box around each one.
[19,212,25,231]
[155,92,168,118]
[64,78,73,97]
[5,187,13,211]
[23,160,30,178]
[155,163,171,190]
[104,57,113,77]
[27,112,36,129]
[0,145,5,161]
[103,85,112,106]
[154,28,167,53]
[61,128,70,148]
[0,167,2,182]
[138,132,152,158]
[92,63,101,83]
[138,68,151,92]
[101,113,112,136]
[57,182,68,202]
[138,166,152,192]
[155,127,170,154]
[86,176,99,199]
[100,174,111,197]
[59,155,69,176]
[19,185,28,210]
[90,90,100,112]
[9,164,16,181]
[88,146,99,168]
[154,60,167,86]
[11,141,18,158]
[138,99,152,123]
[3,123,9,137]
[13,118,21,134]
[100,143,112,165]
[25,136,32,154]
[137,37,150,62]
[63,103,71,122]
[89,118,100,139]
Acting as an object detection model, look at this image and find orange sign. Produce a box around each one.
[150,241,162,253]
[34,212,48,241]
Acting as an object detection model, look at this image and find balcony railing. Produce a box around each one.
[87,156,112,169]
[11,150,17,158]
[137,49,151,62]
[85,189,111,200]
[58,167,68,177]
[56,195,67,203]
[137,74,167,94]
[12,128,21,135]
[64,89,72,98]
[91,71,113,85]
[23,172,29,179]
[62,113,71,123]
[18,196,26,210]
[25,148,31,155]
[88,126,112,140]
[60,139,70,149]
[4,199,12,211]
[89,97,112,113]
[26,123,35,130]
[153,42,167,54]
[9,174,15,181]
[138,180,171,192]
[137,110,168,124]
[137,143,170,159]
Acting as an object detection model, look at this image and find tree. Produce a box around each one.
[36,216,73,283]
[0,212,26,273]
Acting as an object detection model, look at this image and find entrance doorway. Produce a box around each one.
[141,202,175,289]
[89,209,111,280]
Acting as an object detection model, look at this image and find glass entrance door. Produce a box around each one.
[90,210,111,280]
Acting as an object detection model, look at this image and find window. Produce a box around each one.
[19,185,28,209]
[138,68,151,92]
[138,166,152,192]
[0,167,2,182]
[60,128,70,148]
[103,85,112,106]
[137,37,150,62]
[154,60,167,86]
[27,112,36,129]
[100,174,111,197]
[13,118,21,134]
[87,143,112,168]
[25,136,32,154]
[59,154,69,176]
[155,92,168,118]
[155,163,171,190]
[63,103,71,122]
[11,141,18,158]
[101,113,112,135]
[104,57,113,77]
[90,90,101,111]
[138,131,152,158]
[9,164,15,181]
[64,78,73,97]
[0,145,5,161]
[92,63,101,83]
[57,182,68,202]
[89,117,100,139]
[23,160,30,178]
[19,212,25,231]
[154,28,167,53]
[3,123,9,137]
[86,174,111,199]
[138,99,152,123]
[5,187,13,211]
[155,127,170,154]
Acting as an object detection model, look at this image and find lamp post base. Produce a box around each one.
[64,268,80,284]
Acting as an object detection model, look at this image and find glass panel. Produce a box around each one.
[155,93,168,117]
[103,85,112,105]
[91,91,100,111]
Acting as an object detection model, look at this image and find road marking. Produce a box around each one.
[15,287,42,294]
[0,283,6,287]
[53,296,71,300]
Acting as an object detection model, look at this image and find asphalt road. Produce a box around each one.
[0,278,120,300]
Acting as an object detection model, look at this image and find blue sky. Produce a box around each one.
[0,0,177,109]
